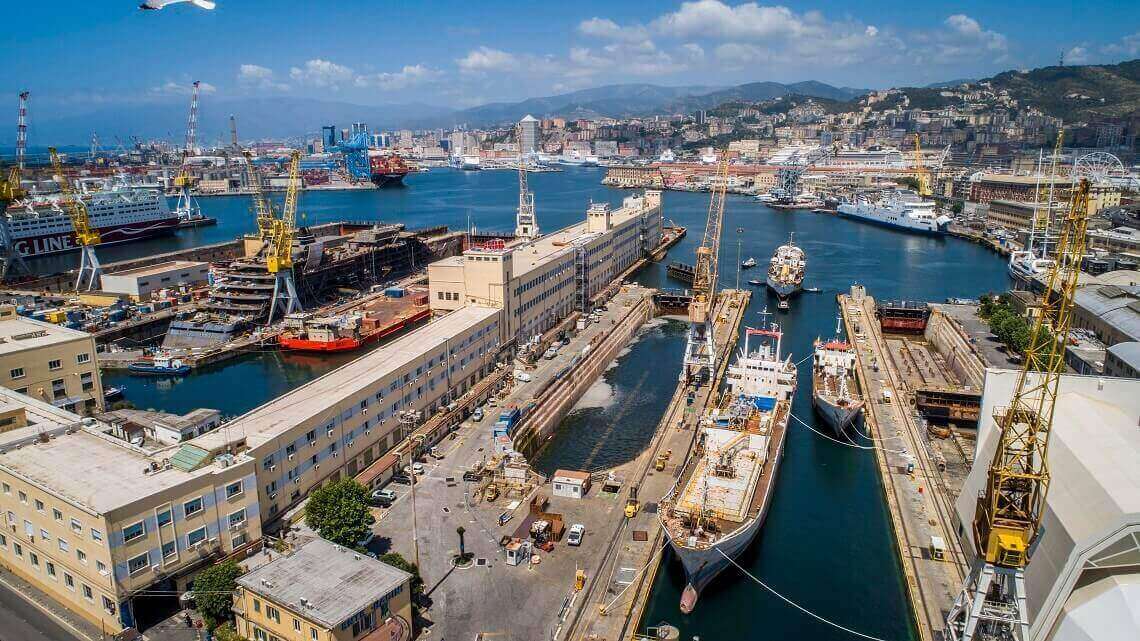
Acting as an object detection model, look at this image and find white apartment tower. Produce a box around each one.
[519,114,540,154]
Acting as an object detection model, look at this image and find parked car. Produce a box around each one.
[370,489,397,507]
[463,470,482,482]
[404,462,426,475]
[356,531,376,549]
[390,473,412,485]
[472,406,485,422]
[567,523,586,546]
[544,347,559,360]
[513,369,533,383]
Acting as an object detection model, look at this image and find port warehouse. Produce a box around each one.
[0,191,663,634]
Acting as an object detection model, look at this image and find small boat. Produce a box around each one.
[103,386,125,401]
[804,287,822,293]
[748,279,763,286]
[741,257,758,269]
[127,352,191,376]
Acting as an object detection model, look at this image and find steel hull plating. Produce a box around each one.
[813,393,864,438]
[13,218,179,257]
[765,275,801,298]
[667,416,787,613]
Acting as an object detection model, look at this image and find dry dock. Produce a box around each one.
[839,291,970,641]
[572,288,751,641]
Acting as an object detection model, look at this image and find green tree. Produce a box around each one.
[213,622,249,641]
[192,560,243,630]
[898,176,920,191]
[951,201,964,215]
[304,478,372,548]
[379,552,424,595]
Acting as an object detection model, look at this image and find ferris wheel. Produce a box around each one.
[1072,151,1125,184]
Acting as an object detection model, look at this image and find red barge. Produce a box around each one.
[278,306,430,353]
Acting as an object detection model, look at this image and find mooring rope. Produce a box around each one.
[717,548,895,641]
[789,410,909,455]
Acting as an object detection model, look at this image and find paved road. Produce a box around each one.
[0,581,85,641]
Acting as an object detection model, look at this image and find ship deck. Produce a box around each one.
[662,399,788,549]
[813,367,862,402]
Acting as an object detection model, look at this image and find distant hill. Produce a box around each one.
[985,59,1140,121]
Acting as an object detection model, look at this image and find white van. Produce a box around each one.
[513,369,533,383]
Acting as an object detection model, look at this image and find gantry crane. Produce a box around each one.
[946,177,1092,641]
[514,124,539,239]
[0,91,32,280]
[774,144,834,205]
[913,134,932,197]
[49,147,103,291]
[265,150,302,322]
[682,151,729,383]
[173,81,201,222]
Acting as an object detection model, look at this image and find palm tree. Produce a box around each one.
[456,526,466,558]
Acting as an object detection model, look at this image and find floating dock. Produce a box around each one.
[839,290,970,641]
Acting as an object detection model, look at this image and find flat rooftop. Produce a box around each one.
[0,316,90,355]
[0,388,236,515]
[107,260,208,278]
[189,305,501,454]
[236,537,411,628]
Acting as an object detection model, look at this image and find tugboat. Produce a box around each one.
[741,257,757,269]
[127,351,190,376]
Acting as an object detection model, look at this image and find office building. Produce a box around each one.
[100,261,210,302]
[518,115,539,154]
[0,315,103,415]
[234,537,413,641]
[0,388,261,634]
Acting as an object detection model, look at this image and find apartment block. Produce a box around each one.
[429,190,663,345]
[234,538,412,641]
[0,388,261,634]
[0,315,104,415]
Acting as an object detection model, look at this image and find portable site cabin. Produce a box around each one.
[552,469,592,499]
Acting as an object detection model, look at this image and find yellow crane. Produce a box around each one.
[946,177,1091,641]
[49,147,103,290]
[265,150,302,321]
[913,134,932,197]
[682,151,729,383]
[241,150,276,242]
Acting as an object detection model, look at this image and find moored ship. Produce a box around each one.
[6,183,178,257]
[837,189,950,235]
[277,306,430,353]
[765,234,805,309]
[812,330,863,438]
[660,325,796,613]
[369,154,411,188]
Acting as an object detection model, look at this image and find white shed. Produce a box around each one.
[552,469,591,499]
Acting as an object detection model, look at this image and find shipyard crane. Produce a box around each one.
[173,81,201,221]
[265,150,302,322]
[774,144,833,205]
[0,92,32,280]
[49,147,103,291]
[913,134,932,197]
[229,114,239,151]
[241,150,276,242]
[514,125,539,239]
[682,151,729,383]
[946,176,1092,641]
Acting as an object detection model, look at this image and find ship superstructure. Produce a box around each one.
[661,325,796,613]
[837,189,950,235]
[765,234,805,308]
[812,326,862,437]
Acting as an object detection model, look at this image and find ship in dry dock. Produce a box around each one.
[812,328,863,438]
[660,325,796,613]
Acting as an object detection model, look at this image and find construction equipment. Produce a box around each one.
[241,150,276,242]
[173,81,202,222]
[773,144,833,204]
[228,114,239,151]
[913,134,932,197]
[945,177,1092,641]
[0,91,32,280]
[514,124,539,239]
[48,147,103,291]
[683,151,728,383]
[655,449,672,471]
[265,150,302,322]
[624,483,640,519]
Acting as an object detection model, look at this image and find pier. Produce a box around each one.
[839,290,970,641]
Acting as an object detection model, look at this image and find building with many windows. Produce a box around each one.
[0,314,103,415]
[234,537,412,641]
[518,114,539,154]
[0,388,260,633]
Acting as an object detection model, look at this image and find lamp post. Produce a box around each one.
[399,410,425,572]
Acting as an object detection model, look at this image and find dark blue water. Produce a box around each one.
[97,167,1010,639]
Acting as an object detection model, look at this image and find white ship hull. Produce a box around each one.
[665,409,788,612]
[766,275,801,298]
[812,392,864,438]
[837,200,950,235]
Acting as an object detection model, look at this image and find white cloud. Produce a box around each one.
[1101,31,1140,58]
[940,14,1008,54]
[238,64,289,91]
[457,47,519,73]
[355,64,443,90]
[149,81,216,96]
[289,59,355,89]
[653,1,816,41]
[578,17,650,44]
[1064,46,1090,65]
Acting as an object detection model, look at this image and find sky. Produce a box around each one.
[2,0,1139,118]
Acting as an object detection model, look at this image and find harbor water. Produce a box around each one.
[97,167,1010,638]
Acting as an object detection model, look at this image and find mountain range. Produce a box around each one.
[11,59,1139,145]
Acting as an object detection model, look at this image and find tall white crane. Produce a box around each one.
[1,91,32,280]
[174,81,202,222]
[514,124,539,239]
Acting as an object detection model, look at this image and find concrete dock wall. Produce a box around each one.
[925,308,985,389]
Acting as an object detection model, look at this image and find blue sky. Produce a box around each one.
[2,0,1138,116]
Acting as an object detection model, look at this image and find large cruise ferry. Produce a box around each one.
[837,190,951,235]
[6,184,178,257]
[660,325,796,613]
